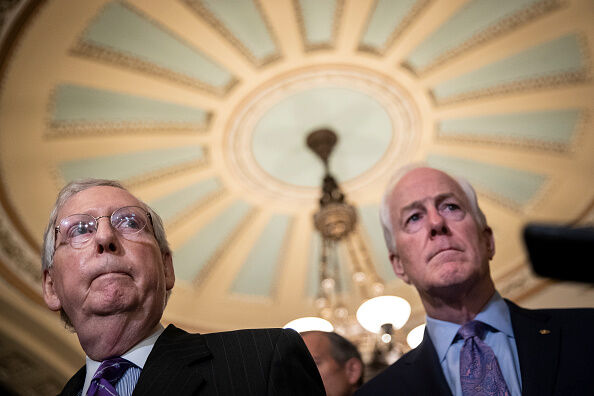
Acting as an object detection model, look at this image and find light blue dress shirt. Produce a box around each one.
[425,292,522,396]
[81,325,164,396]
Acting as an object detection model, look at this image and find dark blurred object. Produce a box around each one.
[523,223,594,283]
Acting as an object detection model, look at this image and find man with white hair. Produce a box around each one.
[356,166,594,396]
[42,179,324,396]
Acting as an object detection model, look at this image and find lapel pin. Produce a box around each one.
[539,329,551,335]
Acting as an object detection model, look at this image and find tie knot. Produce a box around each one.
[92,357,135,386]
[457,320,488,340]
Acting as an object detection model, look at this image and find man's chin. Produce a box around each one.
[428,265,475,288]
[86,292,138,316]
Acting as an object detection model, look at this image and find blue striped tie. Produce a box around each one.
[87,357,135,396]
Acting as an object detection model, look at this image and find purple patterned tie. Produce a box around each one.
[458,320,510,396]
[87,357,134,396]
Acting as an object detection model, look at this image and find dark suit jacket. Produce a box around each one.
[356,300,594,396]
[58,324,325,396]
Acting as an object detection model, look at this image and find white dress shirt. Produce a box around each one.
[81,325,164,396]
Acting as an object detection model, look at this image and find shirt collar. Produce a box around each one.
[82,324,164,395]
[425,291,513,362]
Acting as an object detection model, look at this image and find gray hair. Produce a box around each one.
[41,178,172,329]
[301,331,364,386]
[42,178,171,272]
[379,164,487,255]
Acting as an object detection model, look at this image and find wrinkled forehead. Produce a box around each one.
[389,168,467,213]
[57,186,144,221]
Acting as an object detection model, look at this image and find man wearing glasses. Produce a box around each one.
[42,179,324,396]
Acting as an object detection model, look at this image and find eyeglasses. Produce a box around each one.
[55,206,153,249]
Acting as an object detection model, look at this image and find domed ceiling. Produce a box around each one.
[0,0,593,389]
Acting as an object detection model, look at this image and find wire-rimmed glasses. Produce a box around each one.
[54,206,153,249]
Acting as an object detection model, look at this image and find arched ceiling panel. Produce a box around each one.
[173,199,253,282]
[59,145,207,184]
[403,0,561,74]
[294,0,342,50]
[431,33,587,103]
[437,109,583,149]
[230,213,292,297]
[74,1,237,94]
[182,0,280,65]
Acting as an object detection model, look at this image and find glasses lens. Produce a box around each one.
[111,206,148,234]
[59,214,97,247]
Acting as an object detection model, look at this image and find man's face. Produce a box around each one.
[387,168,494,297]
[42,186,174,331]
[302,332,355,396]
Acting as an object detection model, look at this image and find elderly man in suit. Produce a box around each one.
[356,166,594,396]
[41,179,325,396]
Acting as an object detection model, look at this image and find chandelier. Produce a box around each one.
[285,128,420,369]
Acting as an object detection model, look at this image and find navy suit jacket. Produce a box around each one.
[57,324,325,396]
[356,300,594,396]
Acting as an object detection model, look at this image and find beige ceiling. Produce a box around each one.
[0,0,593,392]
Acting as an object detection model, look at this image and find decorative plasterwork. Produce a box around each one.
[251,86,393,187]
[230,214,294,299]
[426,154,548,211]
[166,188,226,230]
[431,33,590,105]
[0,0,592,356]
[151,179,226,229]
[71,1,237,96]
[46,120,211,138]
[403,0,562,75]
[192,208,259,287]
[0,209,40,284]
[435,109,586,153]
[225,66,421,203]
[358,0,432,55]
[173,200,255,283]
[181,0,281,66]
[55,146,210,190]
[293,0,344,51]
[46,84,212,138]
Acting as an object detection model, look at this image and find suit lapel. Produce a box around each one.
[404,331,453,395]
[58,366,85,396]
[506,300,560,396]
[132,324,212,396]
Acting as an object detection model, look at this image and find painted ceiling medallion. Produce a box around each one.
[225,66,422,203]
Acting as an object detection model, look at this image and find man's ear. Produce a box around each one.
[42,270,62,312]
[162,252,175,290]
[344,357,363,385]
[483,226,495,260]
[390,253,410,284]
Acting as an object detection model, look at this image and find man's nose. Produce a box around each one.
[94,217,120,254]
[427,208,448,237]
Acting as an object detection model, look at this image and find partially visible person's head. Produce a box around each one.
[41,179,174,333]
[380,166,495,301]
[301,331,364,396]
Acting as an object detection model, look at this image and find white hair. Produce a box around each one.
[379,164,487,255]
